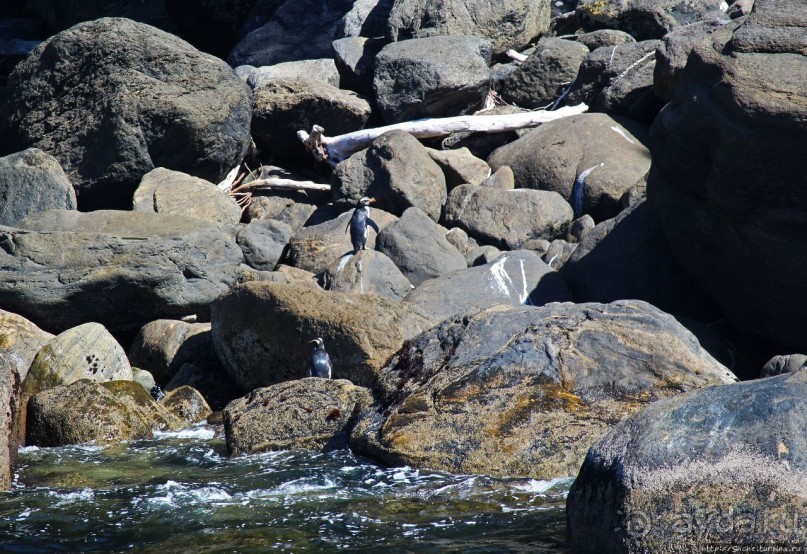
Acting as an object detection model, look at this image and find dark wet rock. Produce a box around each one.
[165,0,255,57]
[761,354,807,377]
[211,282,435,390]
[386,0,551,57]
[224,378,371,455]
[160,385,212,424]
[28,0,176,34]
[26,379,183,447]
[373,35,491,124]
[561,202,721,322]
[237,219,293,272]
[500,37,589,109]
[576,29,636,51]
[575,0,728,40]
[648,0,807,350]
[228,0,354,67]
[251,78,371,160]
[128,320,216,386]
[488,113,651,222]
[426,147,490,190]
[132,168,242,233]
[333,131,446,221]
[444,184,573,249]
[404,250,573,322]
[567,370,807,552]
[286,208,398,275]
[238,0,286,38]
[323,250,413,301]
[352,300,736,478]
[375,207,466,287]
[0,210,242,333]
[566,40,663,125]
[332,36,387,96]
[0,148,75,227]
[244,59,340,89]
[3,18,252,211]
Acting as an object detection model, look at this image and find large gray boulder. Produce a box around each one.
[244,59,340,89]
[132,167,242,233]
[567,370,807,552]
[228,0,355,67]
[211,282,435,390]
[375,207,466,286]
[444,184,573,248]
[386,0,551,57]
[0,210,243,333]
[336,0,395,39]
[574,0,728,40]
[0,148,76,227]
[373,35,491,124]
[331,36,387,96]
[2,18,253,211]
[323,250,413,300]
[236,219,293,272]
[500,37,589,109]
[286,208,398,275]
[352,300,736,478]
[128,320,216,386]
[488,113,651,222]
[224,378,372,455]
[333,131,447,221]
[648,0,807,350]
[251,78,371,159]
[403,250,574,322]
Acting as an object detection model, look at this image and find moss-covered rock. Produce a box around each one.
[224,378,371,455]
[161,385,212,424]
[352,300,736,478]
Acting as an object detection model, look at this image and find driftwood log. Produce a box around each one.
[298,103,588,164]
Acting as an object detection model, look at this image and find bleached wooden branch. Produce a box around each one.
[231,177,331,194]
[506,49,528,64]
[297,103,588,163]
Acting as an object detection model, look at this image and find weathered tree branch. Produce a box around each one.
[231,177,331,194]
[297,103,588,163]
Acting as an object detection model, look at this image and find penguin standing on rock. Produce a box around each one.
[346,196,379,254]
[307,337,332,379]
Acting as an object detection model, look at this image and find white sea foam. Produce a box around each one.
[154,425,216,440]
[50,487,94,505]
[512,476,572,494]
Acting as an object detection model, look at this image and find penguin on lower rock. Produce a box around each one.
[346,196,379,254]
[307,337,332,379]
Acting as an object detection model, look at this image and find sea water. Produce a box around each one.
[0,424,572,553]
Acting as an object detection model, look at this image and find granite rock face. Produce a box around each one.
[568,370,807,552]
[352,300,736,478]
[3,18,252,210]
[648,0,807,350]
[0,210,243,333]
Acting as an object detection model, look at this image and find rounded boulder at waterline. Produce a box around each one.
[351,300,736,479]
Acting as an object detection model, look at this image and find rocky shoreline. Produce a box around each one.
[3,0,806,550]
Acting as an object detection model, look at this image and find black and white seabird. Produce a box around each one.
[307,337,332,379]
[346,196,380,254]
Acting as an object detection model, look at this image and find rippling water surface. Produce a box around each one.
[0,425,572,553]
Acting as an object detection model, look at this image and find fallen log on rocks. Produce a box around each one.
[297,103,589,164]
